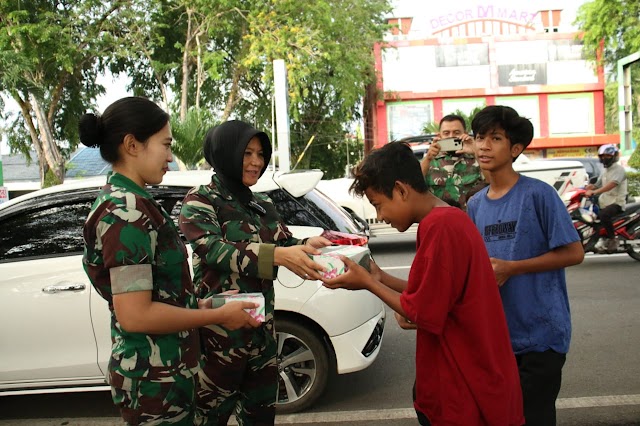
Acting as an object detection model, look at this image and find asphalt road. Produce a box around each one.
[0,232,638,425]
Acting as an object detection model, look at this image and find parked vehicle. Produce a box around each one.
[563,188,640,261]
[548,157,603,183]
[411,144,588,193]
[0,170,385,414]
[318,142,588,235]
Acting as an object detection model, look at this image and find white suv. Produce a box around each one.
[0,170,385,414]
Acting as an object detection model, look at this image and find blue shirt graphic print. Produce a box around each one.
[467,175,580,354]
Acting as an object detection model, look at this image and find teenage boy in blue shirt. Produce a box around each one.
[466,105,585,426]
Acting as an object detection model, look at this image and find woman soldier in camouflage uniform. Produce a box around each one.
[81,98,261,425]
[179,120,331,425]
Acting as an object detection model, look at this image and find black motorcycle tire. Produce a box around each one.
[626,222,640,261]
[627,243,640,261]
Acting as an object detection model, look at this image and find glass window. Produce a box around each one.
[548,95,594,135]
[548,40,585,61]
[0,196,93,261]
[495,96,541,137]
[387,102,434,141]
[442,98,486,120]
[436,43,489,67]
[267,189,360,235]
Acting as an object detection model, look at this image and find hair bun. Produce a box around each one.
[78,113,103,148]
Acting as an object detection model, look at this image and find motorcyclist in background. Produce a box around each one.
[585,144,628,252]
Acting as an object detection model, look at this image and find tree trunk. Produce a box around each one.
[13,93,47,186]
[222,62,243,121]
[180,8,194,121]
[195,33,203,110]
[31,94,65,184]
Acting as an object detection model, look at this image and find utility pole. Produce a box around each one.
[273,59,291,171]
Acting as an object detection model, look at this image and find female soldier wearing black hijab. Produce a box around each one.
[179,120,330,425]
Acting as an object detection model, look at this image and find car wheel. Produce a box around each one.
[275,318,330,414]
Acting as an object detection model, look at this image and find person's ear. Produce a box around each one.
[394,181,411,201]
[511,143,524,159]
[122,134,141,157]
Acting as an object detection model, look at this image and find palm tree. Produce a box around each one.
[170,108,217,169]
[421,106,485,134]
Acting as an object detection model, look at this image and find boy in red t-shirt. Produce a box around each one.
[321,142,523,426]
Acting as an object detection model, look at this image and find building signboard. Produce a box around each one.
[498,63,547,86]
[546,147,598,158]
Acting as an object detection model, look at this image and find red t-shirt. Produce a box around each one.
[400,207,524,426]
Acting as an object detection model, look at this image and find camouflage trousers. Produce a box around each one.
[110,373,197,425]
[196,326,278,426]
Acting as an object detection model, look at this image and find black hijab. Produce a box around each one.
[203,120,272,204]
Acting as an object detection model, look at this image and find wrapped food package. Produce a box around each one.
[311,245,372,279]
[211,292,266,322]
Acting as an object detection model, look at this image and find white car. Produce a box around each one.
[318,146,588,235]
[410,145,588,193]
[0,170,385,414]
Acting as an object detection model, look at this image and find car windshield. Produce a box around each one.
[266,188,362,234]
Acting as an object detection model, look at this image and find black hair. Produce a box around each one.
[350,142,428,199]
[439,114,467,131]
[78,97,170,164]
[471,105,534,157]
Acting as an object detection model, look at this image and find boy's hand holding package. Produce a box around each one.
[321,255,374,291]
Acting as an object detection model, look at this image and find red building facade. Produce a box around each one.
[370,2,617,158]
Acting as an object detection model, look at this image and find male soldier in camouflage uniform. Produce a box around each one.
[421,114,486,211]
[179,121,328,426]
[84,172,201,425]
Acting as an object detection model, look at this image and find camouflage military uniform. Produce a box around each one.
[426,153,485,210]
[83,172,201,425]
[179,174,301,426]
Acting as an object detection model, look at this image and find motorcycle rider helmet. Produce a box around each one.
[597,144,619,168]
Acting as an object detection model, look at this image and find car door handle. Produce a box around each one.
[42,283,86,293]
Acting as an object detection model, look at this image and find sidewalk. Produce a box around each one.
[0,408,420,426]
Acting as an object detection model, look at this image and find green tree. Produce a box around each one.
[575,0,640,155]
[0,0,130,186]
[117,0,391,175]
[421,107,485,134]
[170,108,217,169]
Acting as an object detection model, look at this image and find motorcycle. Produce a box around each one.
[563,188,640,261]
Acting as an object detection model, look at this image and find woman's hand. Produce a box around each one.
[274,245,325,280]
[321,255,373,291]
[304,236,333,249]
[197,289,239,309]
[217,301,262,330]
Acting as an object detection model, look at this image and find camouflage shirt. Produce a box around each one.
[179,174,300,347]
[426,153,484,210]
[83,172,200,386]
